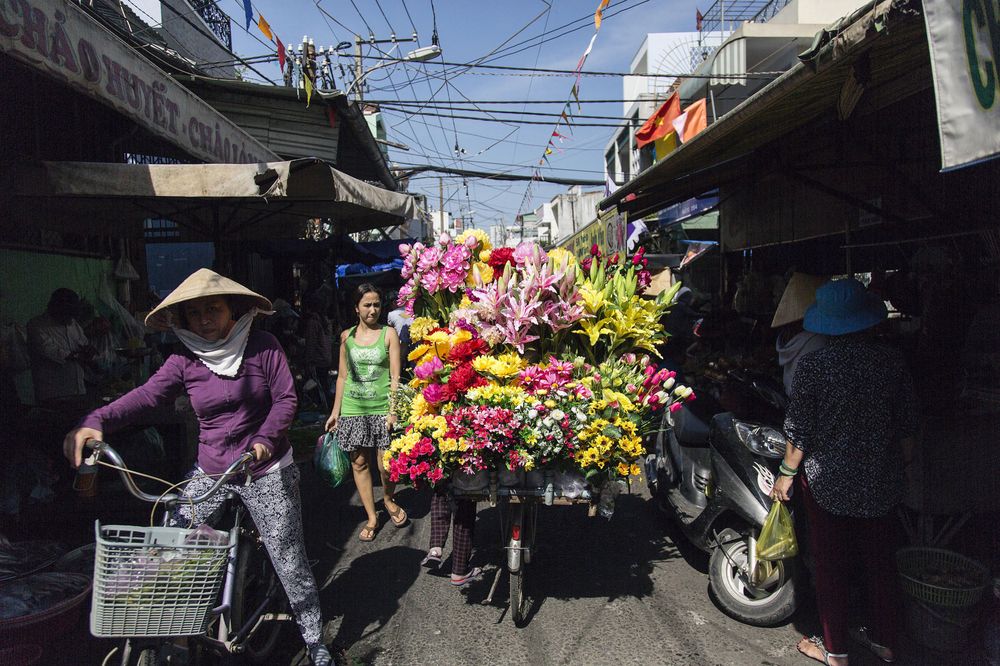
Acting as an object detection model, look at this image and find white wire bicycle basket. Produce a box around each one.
[91,521,234,637]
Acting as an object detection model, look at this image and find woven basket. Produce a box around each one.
[896,547,989,608]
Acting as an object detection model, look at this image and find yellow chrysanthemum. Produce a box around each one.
[479,249,492,263]
[409,392,432,418]
[470,353,524,379]
[409,317,438,343]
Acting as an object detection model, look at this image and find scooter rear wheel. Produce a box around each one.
[708,528,798,626]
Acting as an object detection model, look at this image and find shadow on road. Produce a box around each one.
[320,545,424,647]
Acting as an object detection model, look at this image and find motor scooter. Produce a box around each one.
[645,368,803,626]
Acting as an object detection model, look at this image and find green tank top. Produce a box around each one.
[341,326,390,416]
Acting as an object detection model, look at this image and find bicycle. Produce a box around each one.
[453,471,595,627]
[81,440,291,665]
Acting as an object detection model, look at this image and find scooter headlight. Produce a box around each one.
[733,421,786,459]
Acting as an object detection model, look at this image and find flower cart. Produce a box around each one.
[384,233,696,625]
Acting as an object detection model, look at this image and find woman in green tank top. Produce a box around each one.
[325,284,406,541]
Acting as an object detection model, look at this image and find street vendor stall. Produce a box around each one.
[595,0,999,653]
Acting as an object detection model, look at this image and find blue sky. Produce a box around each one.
[227,0,698,231]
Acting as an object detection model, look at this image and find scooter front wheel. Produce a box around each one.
[708,528,798,626]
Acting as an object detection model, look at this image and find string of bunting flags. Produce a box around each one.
[516,0,612,218]
[241,0,304,103]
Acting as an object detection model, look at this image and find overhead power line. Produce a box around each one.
[397,165,604,186]
[378,103,638,121]
[384,108,623,127]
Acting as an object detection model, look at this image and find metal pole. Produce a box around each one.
[438,177,444,236]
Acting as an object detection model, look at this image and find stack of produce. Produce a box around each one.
[385,231,696,491]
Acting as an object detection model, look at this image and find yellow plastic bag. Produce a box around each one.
[756,500,798,561]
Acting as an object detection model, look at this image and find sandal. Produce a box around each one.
[386,504,409,528]
[849,626,895,663]
[421,547,443,568]
[798,636,848,666]
[450,566,483,587]
[358,522,378,542]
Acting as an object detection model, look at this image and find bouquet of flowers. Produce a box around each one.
[386,232,696,492]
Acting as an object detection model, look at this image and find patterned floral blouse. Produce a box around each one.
[784,335,917,517]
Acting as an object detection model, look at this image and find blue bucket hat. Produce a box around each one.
[803,278,887,335]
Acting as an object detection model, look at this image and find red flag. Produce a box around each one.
[276,37,286,72]
[635,92,680,148]
[696,8,703,31]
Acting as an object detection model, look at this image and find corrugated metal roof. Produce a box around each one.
[601,0,924,218]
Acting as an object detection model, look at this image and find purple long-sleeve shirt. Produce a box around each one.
[81,330,297,479]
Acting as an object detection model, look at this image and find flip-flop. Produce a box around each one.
[421,548,443,567]
[386,504,409,527]
[450,566,484,587]
[358,523,378,542]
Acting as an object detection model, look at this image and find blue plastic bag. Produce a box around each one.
[314,432,350,488]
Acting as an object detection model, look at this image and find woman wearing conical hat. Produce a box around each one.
[63,268,333,666]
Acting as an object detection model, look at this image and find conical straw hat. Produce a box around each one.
[771,272,828,328]
[145,268,272,329]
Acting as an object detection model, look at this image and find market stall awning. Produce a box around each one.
[2,158,419,240]
[600,0,927,219]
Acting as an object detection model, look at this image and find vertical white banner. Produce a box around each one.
[923,0,1000,171]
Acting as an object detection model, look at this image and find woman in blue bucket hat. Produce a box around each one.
[771,278,918,666]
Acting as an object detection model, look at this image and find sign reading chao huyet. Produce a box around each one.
[0,0,278,164]
[923,0,1000,171]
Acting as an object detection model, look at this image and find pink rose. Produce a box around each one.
[415,356,444,380]
[423,383,446,404]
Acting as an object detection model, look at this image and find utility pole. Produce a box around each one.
[438,177,444,237]
[354,35,364,102]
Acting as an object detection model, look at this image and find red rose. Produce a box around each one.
[487,247,515,270]
[449,338,489,363]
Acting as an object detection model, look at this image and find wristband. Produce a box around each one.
[779,462,798,477]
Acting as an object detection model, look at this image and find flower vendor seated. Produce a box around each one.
[63,269,333,666]
[771,272,828,395]
[771,278,917,666]
[325,283,407,542]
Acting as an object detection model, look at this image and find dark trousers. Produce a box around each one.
[800,476,900,654]
[429,491,477,576]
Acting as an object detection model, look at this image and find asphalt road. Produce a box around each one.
[30,457,982,666]
[279,467,816,666]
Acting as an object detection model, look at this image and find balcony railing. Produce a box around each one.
[189,0,232,49]
[700,0,792,35]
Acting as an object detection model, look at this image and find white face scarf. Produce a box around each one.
[173,309,258,377]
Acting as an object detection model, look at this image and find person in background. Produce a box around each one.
[386,299,414,371]
[301,291,334,410]
[27,288,95,410]
[771,272,829,395]
[325,283,407,541]
[771,278,917,666]
[62,269,333,666]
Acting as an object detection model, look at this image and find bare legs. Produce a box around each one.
[349,447,401,534]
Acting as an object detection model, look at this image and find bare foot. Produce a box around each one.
[797,637,848,666]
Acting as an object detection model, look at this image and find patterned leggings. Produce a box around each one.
[429,490,477,576]
[172,464,322,646]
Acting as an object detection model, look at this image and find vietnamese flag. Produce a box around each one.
[635,92,680,148]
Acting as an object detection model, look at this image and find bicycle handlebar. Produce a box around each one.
[83,440,256,506]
